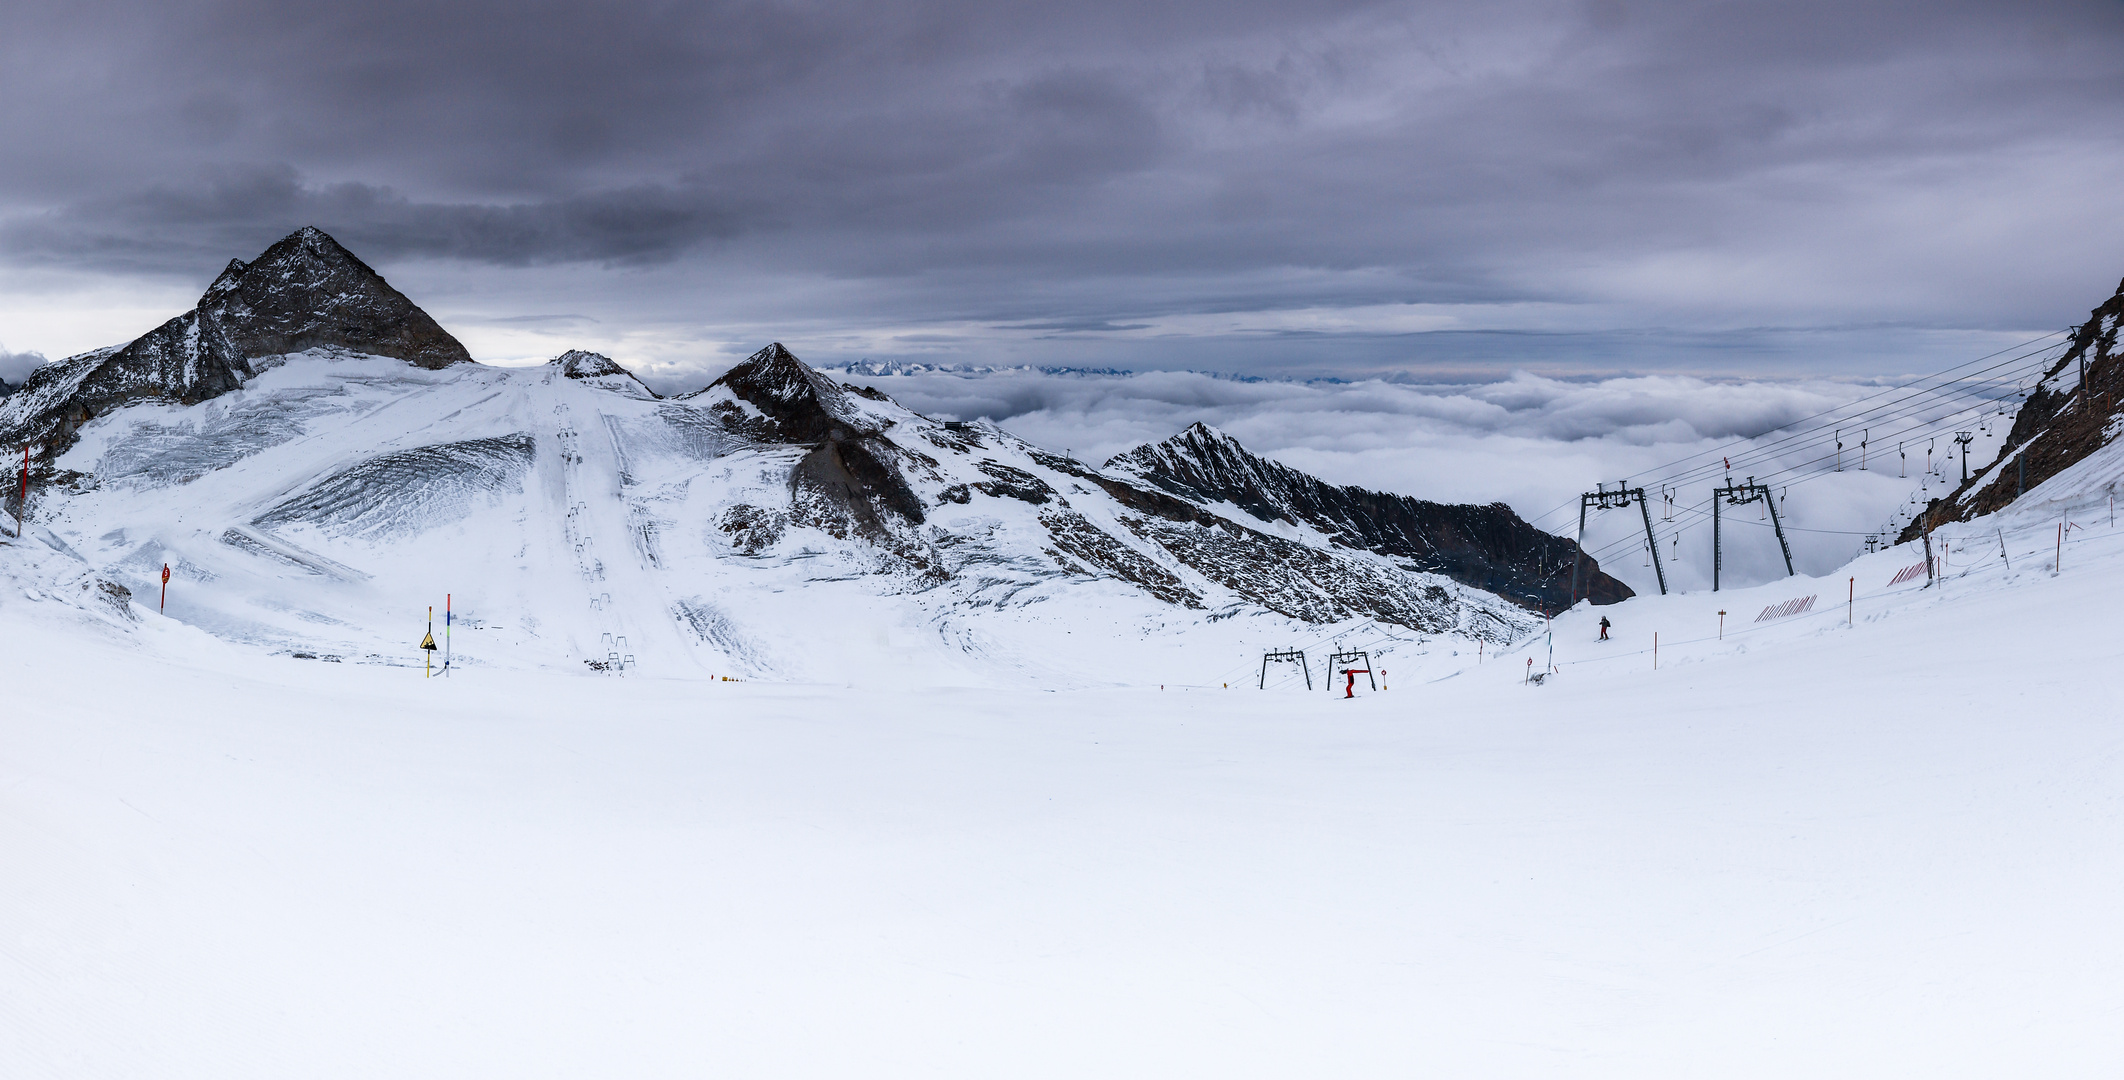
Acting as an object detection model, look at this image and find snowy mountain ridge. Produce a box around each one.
[0,228,1633,683]
[1108,422,1629,609]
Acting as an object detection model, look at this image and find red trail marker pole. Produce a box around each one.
[160,564,170,611]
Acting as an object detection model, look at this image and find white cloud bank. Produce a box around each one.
[830,365,2032,596]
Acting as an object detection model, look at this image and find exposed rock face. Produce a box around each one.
[690,343,930,553]
[1902,276,2124,541]
[687,342,871,443]
[197,227,470,370]
[1106,422,1632,609]
[551,350,657,398]
[0,226,469,458]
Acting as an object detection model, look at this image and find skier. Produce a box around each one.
[1598,615,1611,641]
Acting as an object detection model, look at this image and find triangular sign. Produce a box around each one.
[420,631,437,650]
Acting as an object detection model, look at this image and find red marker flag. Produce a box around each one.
[160,563,170,611]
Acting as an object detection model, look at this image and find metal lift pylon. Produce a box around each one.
[1260,648,1311,690]
[1711,475,1795,591]
[1570,482,1667,603]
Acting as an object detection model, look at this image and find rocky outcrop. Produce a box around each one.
[0,226,470,458]
[1106,423,1631,609]
[1901,275,2124,541]
[685,343,874,443]
[551,350,657,398]
[690,344,930,556]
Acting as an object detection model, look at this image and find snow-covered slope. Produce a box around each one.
[4,340,1548,686]
[7,230,2124,1078]
[4,429,2121,1077]
[0,229,1660,684]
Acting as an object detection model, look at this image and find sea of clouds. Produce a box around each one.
[824,365,2005,597]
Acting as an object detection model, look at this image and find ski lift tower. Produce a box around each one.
[1571,482,1667,601]
[1711,474,1795,591]
[1259,648,1311,690]
[1325,650,1375,694]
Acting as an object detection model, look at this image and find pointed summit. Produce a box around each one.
[200,227,471,370]
[0,227,471,456]
[1105,421,1280,505]
[694,343,868,443]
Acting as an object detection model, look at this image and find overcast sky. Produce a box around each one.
[2,0,2121,385]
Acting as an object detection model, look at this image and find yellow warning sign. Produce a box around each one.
[420,631,437,650]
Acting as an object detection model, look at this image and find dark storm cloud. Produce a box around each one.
[0,165,740,271]
[3,0,2124,371]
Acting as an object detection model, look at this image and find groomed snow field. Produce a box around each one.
[6,460,2123,1078]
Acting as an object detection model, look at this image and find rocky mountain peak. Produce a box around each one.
[716,343,825,403]
[0,227,472,458]
[1106,422,1309,520]
[199,227,471,371]
[554,349,626,378]
[698,343,870,443]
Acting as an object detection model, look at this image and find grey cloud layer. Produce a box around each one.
[0,347,47,385]
[4,0,2123,374]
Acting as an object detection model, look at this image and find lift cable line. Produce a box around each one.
[1524,332,2068,533]
[1578,391,2030,564]
[1565,370,2062,570]
[1556,340,2060,518]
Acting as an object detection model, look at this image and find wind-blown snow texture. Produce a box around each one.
[4,427,2122,1077]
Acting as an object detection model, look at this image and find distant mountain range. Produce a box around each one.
[0,228,1628,675]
